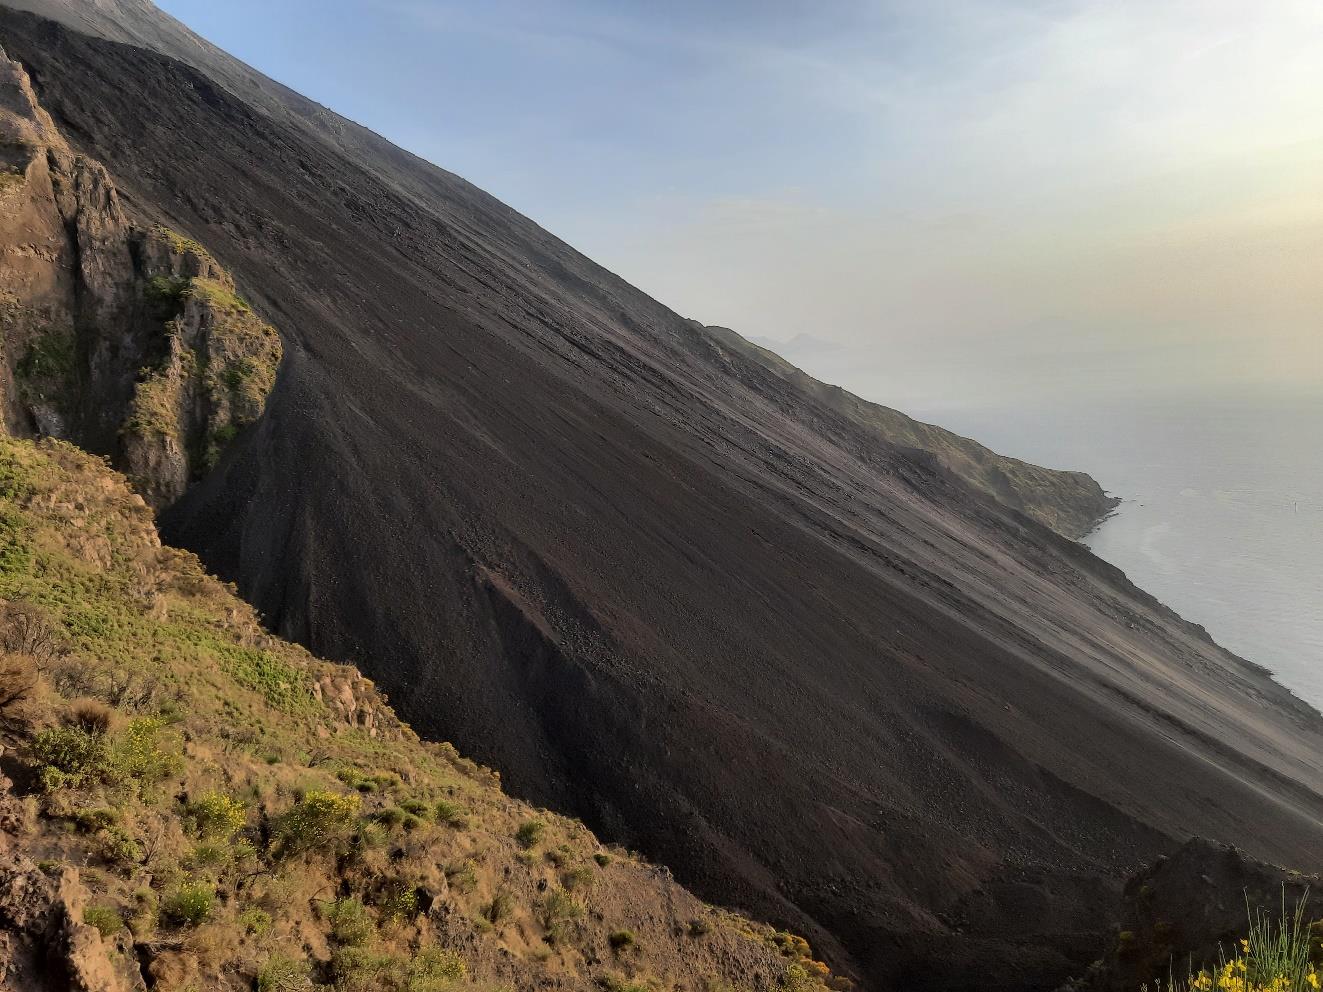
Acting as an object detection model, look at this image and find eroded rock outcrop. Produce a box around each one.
[1062,839,1321,992]
[0,45,280,507]
[0,853,145,991]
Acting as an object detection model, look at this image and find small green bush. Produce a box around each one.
[594,852,612,867]
[83,905,123,938]
[240,907,272,935]
[563,864,596,892]
[541,887,583,943]
[185,793,246,839]
[256,953,310,992]
[272,789,360,855]
[74,808,119,833]
[98,826,142,866]
[161,884,214,927]
[410,946,467,989]
[33,718,182,791]
[399,798,430,818]
[29,724,106,789]
[188,842,229,868]
[144,275,190,320]
[379,885,419,923]
[609,929,636,950]
[515,818,546,849]
[16,328,75,385]
[434,799,468,828]
[446,860,477,893]
[542,888,582,922]
[319,897,374,947]
[603,976,652,992]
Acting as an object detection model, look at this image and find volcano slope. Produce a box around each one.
[3,7,1323,991]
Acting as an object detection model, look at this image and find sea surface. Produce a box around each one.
[919,390,1323,711]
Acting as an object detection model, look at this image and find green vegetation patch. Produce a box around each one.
[187,277,250,314]
[122,365,182,442]
[213,642,315,712]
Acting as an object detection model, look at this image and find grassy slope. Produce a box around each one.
[0,436,840,992]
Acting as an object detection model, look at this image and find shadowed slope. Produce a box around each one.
[2,10,1323,992]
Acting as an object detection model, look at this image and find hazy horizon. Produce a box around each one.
[154,0,1323,412]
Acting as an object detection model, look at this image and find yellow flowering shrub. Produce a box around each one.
[1150,899,1321,992]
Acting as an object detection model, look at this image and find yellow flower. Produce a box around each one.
[1308,973,1319,990]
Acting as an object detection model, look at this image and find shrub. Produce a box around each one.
[410,946,467,990]
[160,884,214,927]
[33,717,184,791]
[187,842,229,868]
[144,275,190,320]
[446,860,477,894]
[74,808,119,833]
[319,897,374,947]
[374,806,406,828]
[185,793,246,839]
[379,884,419,923]
[609,929,636,950]
[1164,896,1320,992]
[540,887,582,943]
[272,789,360,855]
[778,966,811,992]
[98,826,142,866]
[83,905,123,939]
[688,917,712,937]
[603,976,652,992]
[239,907,272,935]
[399,798,430,818]
[30,724,106,789]
[434,799,468,828]
[563,864,596,892]
[16,328,75,385]
[67,698,114,734]
[105,717,182,785]
[0,602,60,666]
[0,651,37,716]
[515,819,546,849]
[257,953,312,992]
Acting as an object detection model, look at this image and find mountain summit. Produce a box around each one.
[1,5,1321,990]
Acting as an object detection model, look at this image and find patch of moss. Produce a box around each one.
[15,326,76,398]
[121,367,181,442]
[143,275,189,322]
[151,225,212,263]
[186,277,250,314]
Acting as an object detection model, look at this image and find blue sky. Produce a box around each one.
[156,0,1323,412]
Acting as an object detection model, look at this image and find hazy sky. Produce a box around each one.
[156,0,1323,413]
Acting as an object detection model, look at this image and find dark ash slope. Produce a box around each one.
[3,9,1323,991]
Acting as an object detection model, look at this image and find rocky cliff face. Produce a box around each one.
[0,46,279,506]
